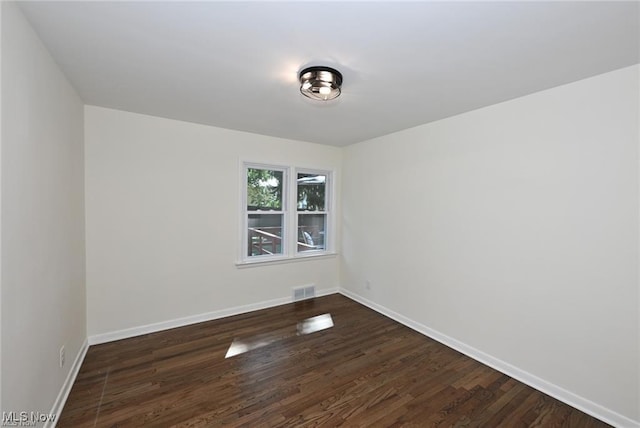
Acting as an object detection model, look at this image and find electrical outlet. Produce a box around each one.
[365,280,371,290]
[59,346,65,368]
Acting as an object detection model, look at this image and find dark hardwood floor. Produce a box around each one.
[59,294,610,427]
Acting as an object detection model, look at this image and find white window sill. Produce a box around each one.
[236,252,338,269]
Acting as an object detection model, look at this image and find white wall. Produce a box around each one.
[1,1,86,419]
[341,65,640,424]
[0,0,3,416]
[85,106,341,337]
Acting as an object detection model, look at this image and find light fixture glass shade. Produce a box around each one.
[299,66,343,101]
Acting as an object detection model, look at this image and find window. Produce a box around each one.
[245,166,286,258]
[297,172,327,253]
[242,163,332,263]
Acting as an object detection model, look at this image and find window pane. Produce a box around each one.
[297,173,326,211]
[247,168,283,211]
[298,214,326,252]
[248,214,283,256]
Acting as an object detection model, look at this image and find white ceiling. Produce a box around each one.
[18,1,640,147]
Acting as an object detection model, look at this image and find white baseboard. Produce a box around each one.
[88,287,339,345]
[46,338,89,428]
[338,288,639,428]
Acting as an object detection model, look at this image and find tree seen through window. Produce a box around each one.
[247,168,283,210]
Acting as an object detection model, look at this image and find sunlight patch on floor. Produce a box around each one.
[225,313,334,358]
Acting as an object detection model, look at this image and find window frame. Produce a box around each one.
[242,163,289,262]
[239,162,334,265]
[295,168,331,256]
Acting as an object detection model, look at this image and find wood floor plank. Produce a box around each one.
[58,294,611,427]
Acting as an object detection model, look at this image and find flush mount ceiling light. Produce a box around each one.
[299,66,343,101]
